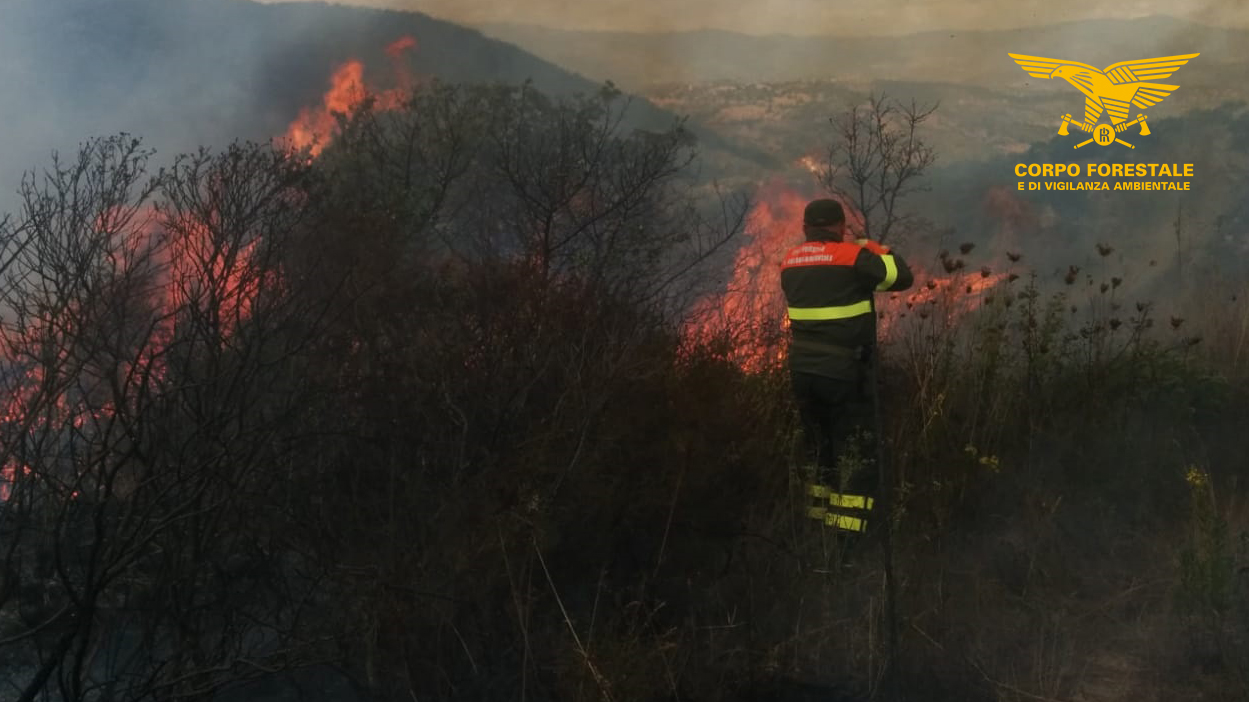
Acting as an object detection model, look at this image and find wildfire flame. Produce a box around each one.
[797,155,822,177]
[0,202,278,501]
[386,36,417,58]
[878,269,1010,338]
[685,180,860,372]
[283,35,419,157]
[685,182,1010,373]
[4,37,419,501]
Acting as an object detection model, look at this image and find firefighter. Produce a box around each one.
[780,198,913,533]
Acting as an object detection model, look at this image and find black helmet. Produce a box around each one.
[803,199,845,227]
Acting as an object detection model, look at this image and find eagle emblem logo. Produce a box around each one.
[1008,52,1199,148]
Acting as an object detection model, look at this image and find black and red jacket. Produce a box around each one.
[780,237,914,379]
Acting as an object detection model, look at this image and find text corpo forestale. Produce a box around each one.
[1015,163,1194,177]
[1015,163,1194,191]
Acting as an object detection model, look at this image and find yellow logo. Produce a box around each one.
[1008,52,1199,149]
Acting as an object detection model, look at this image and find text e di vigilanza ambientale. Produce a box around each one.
[1014,162,1194,191]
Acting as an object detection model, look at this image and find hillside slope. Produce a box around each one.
[0,0,773,205]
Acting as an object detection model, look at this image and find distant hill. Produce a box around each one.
[894,101,1249,300]
[0,0,774,208]
[478,16,1249,92]
[635,73,1249,304]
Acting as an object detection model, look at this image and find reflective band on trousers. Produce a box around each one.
[876,254,898,291]
[829,493,874,510]
[787,299,872,321]
[825,513,866,532]
[806,485,874,510]
[808,507,867,532]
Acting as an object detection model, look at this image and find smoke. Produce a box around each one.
[281,0,1249,35]
[3,0,1243,308]
[0,0,702,220]
[0,0,289,216]
[296,0,1249,36]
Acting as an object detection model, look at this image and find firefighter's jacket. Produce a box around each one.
[780,237,914,379]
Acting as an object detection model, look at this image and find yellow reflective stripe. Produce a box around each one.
[787,300,872,321]
[829,493,874,510]
[876,254,898,291]
[826,514,866,532]
[810,487,875,510]
[806,508,868,532]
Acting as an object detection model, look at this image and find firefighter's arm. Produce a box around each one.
[856,238,887,254]
[854,246,914,292]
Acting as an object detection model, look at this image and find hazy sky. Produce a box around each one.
[269,0,1249,35]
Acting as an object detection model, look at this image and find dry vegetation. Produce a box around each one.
[0,82,1245,702]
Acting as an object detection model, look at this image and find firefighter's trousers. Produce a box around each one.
[791,364,877,495]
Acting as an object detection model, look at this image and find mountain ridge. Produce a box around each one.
[0,0,778,204]
[476,16,1249,90]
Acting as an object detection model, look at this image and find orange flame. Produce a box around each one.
[0,202,277,503]
[386,36,417,58]
[685,180,862,372]
[686,182,1010,372]
[284,62,366,157]
[6,38,419,501]
[878,269,1010,338]
[283,36,418,157]
[163,211,270,327]
[2,38,424,502]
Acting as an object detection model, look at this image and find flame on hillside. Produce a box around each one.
[878,268,1010,338]
[386,36,417,58]
[684,182,1010,373]
[3,37,419,502]
[0,204,276,501]
[283,35,418,157]
[684,180,861,372]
